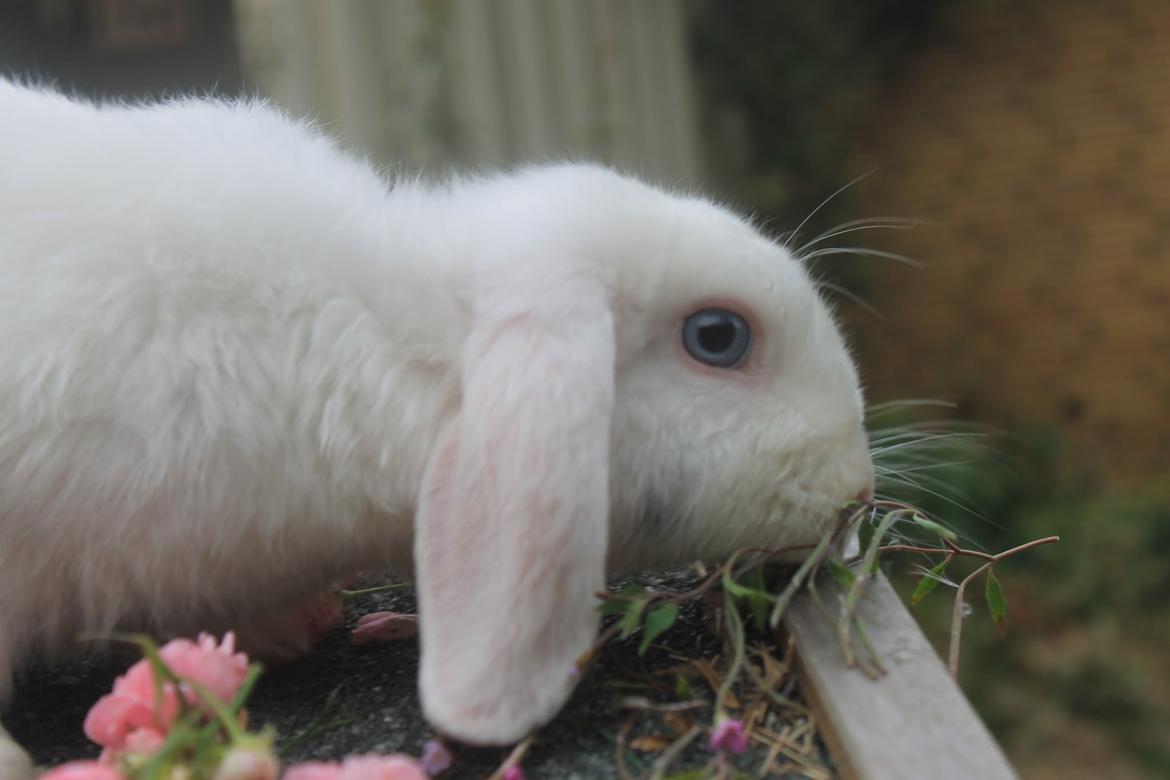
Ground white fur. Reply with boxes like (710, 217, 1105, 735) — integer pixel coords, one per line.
(0, 81, 872, 765)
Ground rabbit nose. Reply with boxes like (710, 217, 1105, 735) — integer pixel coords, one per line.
(855, 485, 874, 503)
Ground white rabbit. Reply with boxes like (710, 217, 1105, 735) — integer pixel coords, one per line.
(0, 80, 873, 774)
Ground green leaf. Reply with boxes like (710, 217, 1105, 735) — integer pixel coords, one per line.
(723, 567, 776, 631)
(638, 603, 679, 655)
(229, 663, 264, 714)
(618, 600, 647, 639)
(674, 672, 693, 699)
(826, 560, 856, 590)
(721, 571, 757, 599)
(985, 569, 1008, 636)
(858, 517, 876, 555)
(662, 769, 713, 780)
(745, 566, 772, 629)
(599, 584, 646, 615)
(910, 560, 949, 608)
(912, 514, 958, 541)
(745, 564, 768, 593)
(722, 568, 776, 601)
(598, 597, 630, 616)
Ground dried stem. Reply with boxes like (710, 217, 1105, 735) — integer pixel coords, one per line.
(949, 560, 993, 677)
(836, 509, 903, 670)
(487, 733, 536, 780)
(945, 535, 1060, 676)
(715, 590, 748, 714)
(646, 725, 703, 780)
(614, 718, 636, 780)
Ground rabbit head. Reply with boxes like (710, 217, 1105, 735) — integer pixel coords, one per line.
(414, 164, 872, 745)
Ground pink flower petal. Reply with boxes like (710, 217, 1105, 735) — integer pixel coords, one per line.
(282, 762, 342, 780)
(83, 693, 160, 749)
(84, 632, 252, 754)
(708, 717, 749, 754)
(162, 632, 251, 705)
(106, 661, 182, 728)
(350, 612, 418, 645)
(503, 767, 525, 780)
(122, 727, 166, 757)
(339, 754, 428, 780)
(40, 761, 124, 780)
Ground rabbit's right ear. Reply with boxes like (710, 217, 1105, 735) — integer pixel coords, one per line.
(414, 263, 614, 744)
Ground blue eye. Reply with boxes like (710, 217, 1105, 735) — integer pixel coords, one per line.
(682, 308, 752, 368)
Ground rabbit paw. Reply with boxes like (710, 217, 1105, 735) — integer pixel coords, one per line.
(0, 727, 33, 780)
(231, 589, 343, 664)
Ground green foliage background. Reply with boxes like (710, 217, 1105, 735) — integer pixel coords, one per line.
(687, 0, 965, 235)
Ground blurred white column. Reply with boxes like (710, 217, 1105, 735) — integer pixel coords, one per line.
(232, 0, 703, 184)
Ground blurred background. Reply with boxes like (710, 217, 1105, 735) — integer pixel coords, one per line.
(2, 1, 1168, 777)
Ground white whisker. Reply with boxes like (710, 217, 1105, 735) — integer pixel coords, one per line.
(815, 280, 887, 321)
(796, 221, 919, 256)
(784, 170, 875, 248)
(867, 399, 957, 415)
(802, 246, 924, 268)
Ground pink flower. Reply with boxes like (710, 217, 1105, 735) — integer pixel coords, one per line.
(503, 767, 525, 780)
(282, 762, 342, 780)
(339, 755, 428, 780)
(708, 717, 749, 754)
(97, 727, 168, 764)
(419, 740, 452, 775)
(282, 756, 425, 780)
(85, 690, 161, 752)
(41, 761, 125, 780)
(123, 727, 167, 755)
(163, 632, 251, 705)
(84, 632, 251, 750)
(214, 746, 280, 780)
(350, 612, 418, 645)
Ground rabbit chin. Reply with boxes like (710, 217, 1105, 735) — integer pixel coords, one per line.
(604, 490, 846, 573)
(607, 439, 872, 571)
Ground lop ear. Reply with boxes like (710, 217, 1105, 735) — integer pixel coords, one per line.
(415, 267, 614, 744)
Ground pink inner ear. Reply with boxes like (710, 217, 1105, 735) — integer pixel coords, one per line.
(414, 275, 614, 745)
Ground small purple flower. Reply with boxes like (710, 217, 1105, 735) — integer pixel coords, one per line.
(420, 739, 453, 775)
(503, 766, 525, 780)
(709, 717, 749, 754)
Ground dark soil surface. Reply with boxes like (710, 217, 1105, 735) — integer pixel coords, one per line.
(9, 570, 831, 778)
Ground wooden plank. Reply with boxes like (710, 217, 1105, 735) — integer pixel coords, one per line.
(783, 572, 1018, 780)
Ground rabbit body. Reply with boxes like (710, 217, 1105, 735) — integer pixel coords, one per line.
(0, 82, 453, 676)
(0, 81, 873, 769)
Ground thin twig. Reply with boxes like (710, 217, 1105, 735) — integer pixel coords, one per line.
(614, 719, 636, 780)
(488, 733, 536, 780)
(769, 522, 846, 627)
(850, 615, 885, 679)
(646, 725, 703, 780)
(837, 510, 903, 668)
(617, 697, 709, 713)
(946, 535, 1060, 676)
(879, 544, 996, 562)
(716, 592, 748, 714)
(742, 651, 809, 714)
(949, 561, 992, 677)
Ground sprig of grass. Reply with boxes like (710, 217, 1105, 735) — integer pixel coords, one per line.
(583, 498, 1057, 779)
